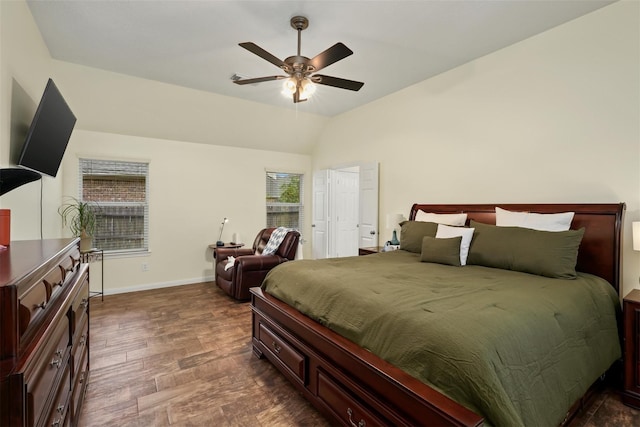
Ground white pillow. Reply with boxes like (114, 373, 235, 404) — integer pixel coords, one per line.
(495, 207, 574, 232)
(436, 224, 474, 266)
(415, 211, 467, 226)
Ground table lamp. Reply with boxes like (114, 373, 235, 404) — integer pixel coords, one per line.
(216, 217, 228, 246)
(390, 213, 405, 245)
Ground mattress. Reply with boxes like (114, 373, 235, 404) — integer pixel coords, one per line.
(262, 250, 621, 427)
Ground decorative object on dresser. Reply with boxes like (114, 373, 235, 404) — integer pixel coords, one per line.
(0, 209, 10, 246)
(0, 238, 90, 427)
(58, 197, 98, 252)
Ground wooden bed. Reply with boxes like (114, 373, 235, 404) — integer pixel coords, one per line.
(250, 203, 625, 426)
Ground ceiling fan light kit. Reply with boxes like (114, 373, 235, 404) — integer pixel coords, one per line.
(234, 16, 364, 103)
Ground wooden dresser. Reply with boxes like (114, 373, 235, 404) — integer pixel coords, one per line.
(0, 239, 90, 427)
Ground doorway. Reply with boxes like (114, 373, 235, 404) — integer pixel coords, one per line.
(312, 162, 379, 259)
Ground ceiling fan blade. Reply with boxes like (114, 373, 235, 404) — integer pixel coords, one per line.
(314, 75, 364, 91)
(309, 43, 353, 72)
(233, 75, 287, 85)
(239, 42, 289, 70)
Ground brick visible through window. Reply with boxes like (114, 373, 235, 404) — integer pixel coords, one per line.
(80, 159, 149, 253)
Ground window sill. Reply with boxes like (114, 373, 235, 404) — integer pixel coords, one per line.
(103, 250, 151, 259)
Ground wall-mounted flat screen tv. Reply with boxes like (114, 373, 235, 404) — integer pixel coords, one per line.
(18, 79, 76, 177)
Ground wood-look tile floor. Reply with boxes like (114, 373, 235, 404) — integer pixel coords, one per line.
(79, 282, 640, 426)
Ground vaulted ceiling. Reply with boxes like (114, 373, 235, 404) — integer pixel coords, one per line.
(27, 0, 614, 117)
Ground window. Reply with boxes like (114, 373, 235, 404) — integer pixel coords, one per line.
(79, 159, 149, 254)
(266, 172, 303, 230)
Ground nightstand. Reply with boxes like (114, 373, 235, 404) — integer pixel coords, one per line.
(623, 289, 640, 409)
(359, 246, 383, 256)
(209, 243, 244, 259)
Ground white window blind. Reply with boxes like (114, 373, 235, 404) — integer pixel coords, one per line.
(266, 172, 304, 231)
(79, 159, 149, 253)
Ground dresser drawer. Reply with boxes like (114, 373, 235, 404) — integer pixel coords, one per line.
(45, 363, 71, 427)
(59, 254, 77, 280)
(25, 316, 70, 426)
(69, 275, 89, 339)
(258, 322, 306, 384)
(44, 265, 65, 300)
(317, 369, 388, 427)
(70, 341, 89, 426)
(18, 282, 49, 337)
(72, 318, 88, 380)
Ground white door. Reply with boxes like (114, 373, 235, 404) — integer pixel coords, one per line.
(312, 170, 329, 259)
(333, 170, 359, 257)
(359, 162, 379, 248)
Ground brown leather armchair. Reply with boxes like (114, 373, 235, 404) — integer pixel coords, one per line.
(214, 228, 301, 301)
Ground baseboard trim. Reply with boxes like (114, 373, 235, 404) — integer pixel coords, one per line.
(94, 275, 215, 296)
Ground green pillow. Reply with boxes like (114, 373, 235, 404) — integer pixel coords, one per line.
(467, 220, 585, 279)
(420, 236, 462, 267)
(400, 221, 438, 253)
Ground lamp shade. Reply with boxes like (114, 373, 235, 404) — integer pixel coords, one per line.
(393, 213, 405, 229)
(633, 221, 640, 251)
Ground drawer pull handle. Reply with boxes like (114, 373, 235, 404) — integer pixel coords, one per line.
(80, 298, 89, 309)
(52, 419, 61, 427)
(35, 301, 46, 310)
(272, 341, 282, 354)
(50, 351, 63, 368)
(80, 334, 87, 346)
(57, 404, 64, 414)
(347, 408, 366, 427)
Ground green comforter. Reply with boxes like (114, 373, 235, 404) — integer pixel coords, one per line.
(262, 250, 621, 427)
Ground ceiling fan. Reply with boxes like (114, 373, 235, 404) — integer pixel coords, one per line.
(233, 16, 364, 103)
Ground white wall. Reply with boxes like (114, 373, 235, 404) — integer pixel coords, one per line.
(314, 1, 640, 297)
(0, 0, 63, 238)
(61, 130, 311, 294)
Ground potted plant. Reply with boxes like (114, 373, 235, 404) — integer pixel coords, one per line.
(58, 197, 98, 252)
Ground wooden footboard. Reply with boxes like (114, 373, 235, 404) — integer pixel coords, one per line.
(250, 287, 484, 427)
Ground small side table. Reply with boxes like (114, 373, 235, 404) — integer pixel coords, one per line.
(81, 248, 104, 301)
(623, 289, 640, 409)
(209, 243, 244, 258)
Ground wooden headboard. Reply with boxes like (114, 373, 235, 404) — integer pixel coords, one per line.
(410, 203, 625, 294)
